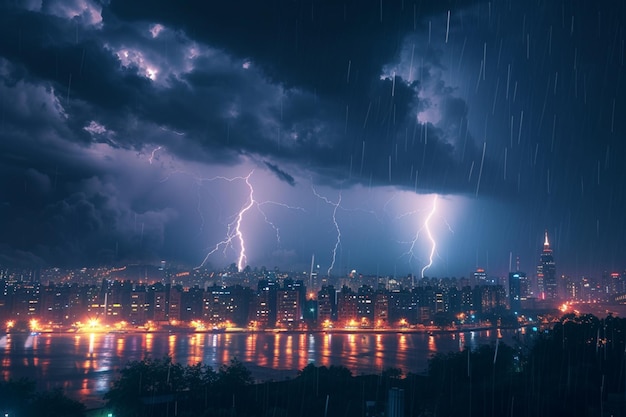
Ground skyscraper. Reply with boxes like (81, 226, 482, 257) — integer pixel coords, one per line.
(472, 268, 487, 286)
(509, 268, 528, 313)
(537, 231, 557, 300)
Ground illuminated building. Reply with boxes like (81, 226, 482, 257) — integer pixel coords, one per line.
(472, 268, 487, 286)
(303, 297, 318, 325)
(446, 286, 460, 313)
(460, 286, 474, 312)
(418, 305, 430, 323)
(276, 287, 300, 328)
(0, 279, 9, 320)
(107, 280, 131, 319)
(11, 283, 40, 318)
(204, 285, 234, 325)
(180, 285, 204, 321)
(150, 283, 168, 322)
(434, 290, 445, 313)
(374, 290, 389, 327)
(84, 284, 102, 317)
(602, 271, 626, 301)
(228, 285, 252, 326)
(387, 290, 415, 324)
(565, 279, 581, 301)
(128, 286, 147, 324)
(308, 255, 320, 292)
(316, 285, 336, 323)
(478, 285, 507, 314)
(537, 231, 557, 300)
(336, 286, 358, 326)
(356, 285, 375, 325)
(168, 286, 182, 321)
(248, 279, 277, 328)
(40, 282, 67, 323)
(508, 270, 528, 312)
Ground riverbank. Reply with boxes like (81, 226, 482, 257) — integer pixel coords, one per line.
(7, 321, 542, 337)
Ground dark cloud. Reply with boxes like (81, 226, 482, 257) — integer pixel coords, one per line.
(0, 0, 485, 196)
(264, 161, 296, 186)
(0, 0, 624, 277)
(108, 0, 476, 93)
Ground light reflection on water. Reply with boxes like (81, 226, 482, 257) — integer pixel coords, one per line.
(0, 329, 521, 409)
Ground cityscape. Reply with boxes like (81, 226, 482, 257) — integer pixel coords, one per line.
(2, 231, 624, 334)
(1, 0, 626, 415)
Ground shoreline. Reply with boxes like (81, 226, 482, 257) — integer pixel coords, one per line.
(7, 322, 541, 336)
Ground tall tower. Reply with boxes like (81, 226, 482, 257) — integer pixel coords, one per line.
(537, 231, 557, 300)
(509, 257, 528, 312)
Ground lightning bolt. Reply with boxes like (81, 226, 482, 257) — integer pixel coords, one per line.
(420, 195, 438, 278)
(141, 148, 306, 271)
(148, 146, 162, 164)
(398, 194, 449, 279)
(196, 172, 255, 271)
(159, 126, 185, 136)
(195, 172, 307, 271)
(234, 173, 256, 271)
(258, 201, 307, 245)
(312, 187, 342, 277)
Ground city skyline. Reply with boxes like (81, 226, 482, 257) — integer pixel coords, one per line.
(0, 1, 625, 279)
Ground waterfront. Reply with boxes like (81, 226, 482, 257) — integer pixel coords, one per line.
(0, 328, 529, 409)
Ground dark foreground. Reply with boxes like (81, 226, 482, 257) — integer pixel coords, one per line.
(2, 313, 626, 417)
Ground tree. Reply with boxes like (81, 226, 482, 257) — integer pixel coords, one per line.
(181, 362, 217, 413)
(29, 388, 86, 417)
(216, 357, 254, 388)
(104, 356, 186, 417)
(381, 367, 403, 380)
(0, 378, 36, 416)
(0, 380, 85, 417)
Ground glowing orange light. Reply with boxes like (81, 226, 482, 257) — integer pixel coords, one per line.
(29, 319, 39, 331)
(190, 320, 205, 331)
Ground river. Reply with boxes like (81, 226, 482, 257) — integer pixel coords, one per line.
(0, 328, 532, 409)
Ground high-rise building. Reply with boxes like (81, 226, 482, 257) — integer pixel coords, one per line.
(472, 268, 487, 286)
(337, 286, 358, 327)
(317, 285, 336, 324)
(508, 271, 528, 312)
(537, 231, 557, 300)
(276, 285, 301, 328)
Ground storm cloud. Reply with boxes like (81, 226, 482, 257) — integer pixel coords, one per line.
(0, 1, 624, 278)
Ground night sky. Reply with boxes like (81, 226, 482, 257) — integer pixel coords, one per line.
(0, 0, 625, 280)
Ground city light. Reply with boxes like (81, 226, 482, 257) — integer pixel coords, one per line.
(29, 319, 39, 332)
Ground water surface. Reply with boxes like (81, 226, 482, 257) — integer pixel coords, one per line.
(0, 329, 522, 409)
